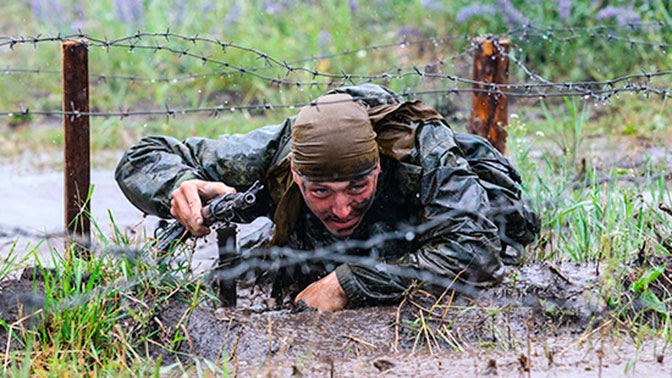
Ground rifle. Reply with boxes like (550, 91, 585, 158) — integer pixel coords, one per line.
(153, 180, 264, 306)
(153, 181, 263, 253)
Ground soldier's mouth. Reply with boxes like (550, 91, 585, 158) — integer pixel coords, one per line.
(328, 217, 358, 229)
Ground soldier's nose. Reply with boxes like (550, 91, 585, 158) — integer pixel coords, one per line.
(332, 195, 352, 219)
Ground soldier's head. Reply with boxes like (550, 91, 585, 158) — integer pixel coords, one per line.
(290, 93, 380, 237)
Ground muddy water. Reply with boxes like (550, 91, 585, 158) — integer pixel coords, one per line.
(2, 270, 668, 377)
(141, 261, 667, 377)
(155, 299, 670, 377)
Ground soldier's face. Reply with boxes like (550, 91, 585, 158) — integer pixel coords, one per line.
(292, 162, 380, 237)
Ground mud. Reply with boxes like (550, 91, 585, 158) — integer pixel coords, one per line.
(2, 260, 669, 376)
(250, 335, 670, 377)
(150, 300, 671, 377)
(530, 131, 672, 186)
(154, 302, 397, 363)
(144, 260, 671, 376)
(146, 260, 668, 376)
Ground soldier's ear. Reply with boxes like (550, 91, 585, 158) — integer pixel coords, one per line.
(372, 160, 381, 176)
(290, 164, 302, 185)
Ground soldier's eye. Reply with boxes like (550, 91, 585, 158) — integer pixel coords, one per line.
(311, 188, 329, 197)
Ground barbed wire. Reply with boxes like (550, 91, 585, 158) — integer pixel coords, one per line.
(0, 27, 670, 98)
(0, 44, 477, 85)
(78, 40, 473, 87)
(0, 218, 546, 317)
(0, 224, 67, 240)
(0, 83, 672, 119)
(0, 206, 601, 291)
(517, 30, 672, 50)
(1, 191, 669, 295)
(0, 78, 670, 120)
(0, 30, 474, 66)
(1, 61, 669, 102)
(1, 24, 670, 86)
(2, 20, 668, 56)
(509, 23, 672, 51)
(76, 41, 672, 92)
(52, 38, 672, 86)
(521, 21, 672, 35)
(2, 53, 669, 100)
(0, 210, 484, 289)
(488, 36, 672, 100)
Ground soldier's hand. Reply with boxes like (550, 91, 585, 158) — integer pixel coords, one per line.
(170, 179, 236, 236)
(294, 271, 348, 312)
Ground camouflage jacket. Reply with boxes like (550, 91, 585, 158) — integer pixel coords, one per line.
(115, 84, 540, 307)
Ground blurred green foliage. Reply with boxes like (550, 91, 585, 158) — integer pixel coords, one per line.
(0, 0, 670, 154)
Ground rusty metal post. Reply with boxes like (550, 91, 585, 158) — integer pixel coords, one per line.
(62, 40, 90, 250)
(469, 36, 509, 154)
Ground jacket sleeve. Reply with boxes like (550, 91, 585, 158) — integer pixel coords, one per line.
(454, 132, 541, 256)
(335, 121, 505, 306)
(114, 121, 289, 218)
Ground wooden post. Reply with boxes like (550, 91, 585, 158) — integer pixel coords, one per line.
(469, 36, 509, 154)
(62, 40, 91, 252)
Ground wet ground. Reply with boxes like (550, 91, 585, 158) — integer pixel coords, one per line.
(1, 133, 672, 376)
(1, 262, 669, 376)
(0, 160, 222, 278)
(0, 161, 150, 258)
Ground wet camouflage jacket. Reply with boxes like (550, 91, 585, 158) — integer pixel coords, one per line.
(115, 84, 540, 307)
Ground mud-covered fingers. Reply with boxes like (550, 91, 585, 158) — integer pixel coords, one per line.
(169, 189, 191, 228)
(184, 184, 211, 236)
(171, 185, 209, 236)
(294, 272, 347, 312)
(200, 181, 237, 201)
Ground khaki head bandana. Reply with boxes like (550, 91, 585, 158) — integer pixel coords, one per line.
(266, 95, 443, 246)
(291, 93, 378, 182)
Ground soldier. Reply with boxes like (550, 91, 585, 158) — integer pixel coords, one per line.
(115, 84, 539, 311)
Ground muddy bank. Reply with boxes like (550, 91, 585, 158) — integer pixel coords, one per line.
(151, 301, 670, 377)
(0, 260, 669, 376)
(136, 260, 670, 376)
(247, 334, 669, 377)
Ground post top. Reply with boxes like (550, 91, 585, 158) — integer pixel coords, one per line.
(472, 36, 511, 46)
(61, 38, 88, 47)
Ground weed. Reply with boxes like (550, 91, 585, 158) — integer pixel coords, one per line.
(0, 213, 219, 376)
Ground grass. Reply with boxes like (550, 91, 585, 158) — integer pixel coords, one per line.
(1, 0, 672, 164)
(0, 211, 227, 376)
(1, 0, 672, 375)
